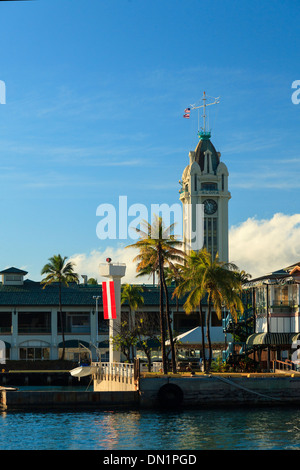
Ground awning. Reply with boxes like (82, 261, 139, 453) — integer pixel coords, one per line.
(246, 332, 294, 347)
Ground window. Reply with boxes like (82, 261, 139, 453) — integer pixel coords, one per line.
(290, 285, 298, 305)
(61, 347, 90, 362)
(101, 350, 109, 362)
(212, 218, 218, 259)
(274, 286, 289, 305)
(201, 182, 217, 191)
(0, 312, 12, 333)
(59, 312, 90, 334)
(19, 347, 50, 360)
(18, 312, 51, 334)
(255, 286, 267, 317)
(204, 218, 218, 259)
(98, 315, 109, 333)
(6, 275, 22, 281)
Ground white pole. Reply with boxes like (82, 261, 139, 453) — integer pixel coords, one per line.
(99, 261, 126, 364)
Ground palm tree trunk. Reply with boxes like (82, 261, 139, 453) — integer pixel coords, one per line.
(158, 248, 167, 374)
(206, 298, 212, 372)
(162, 273, 176, 373)
(59, 282, 65, 360)
(199, 301, 206, 372)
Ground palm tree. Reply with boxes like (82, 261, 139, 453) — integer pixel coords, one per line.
(175, 249, 244, 372)
(41, 254, 79, 360)
(126, 215, 185, 374)
(121, 284, 144, 362)
(197, 250, 244, 371)
(173, 250, 208, 371)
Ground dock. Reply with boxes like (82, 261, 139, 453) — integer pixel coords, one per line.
(2, 369, 300, 410)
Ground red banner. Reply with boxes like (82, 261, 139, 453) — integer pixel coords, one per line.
(102, 280, 117, 320)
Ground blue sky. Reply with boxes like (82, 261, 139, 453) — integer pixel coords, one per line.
(0, 0, 300, 280)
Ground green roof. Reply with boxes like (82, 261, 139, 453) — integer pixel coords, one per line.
(0, 280, 188, 307)
(0, 267, 28, 275)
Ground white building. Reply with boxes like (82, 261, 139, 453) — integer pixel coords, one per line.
(179, 129, 230, 262)
(244, 262, 300, 338)
(0, 266, 227, 362)
(241, 262, 300, 369)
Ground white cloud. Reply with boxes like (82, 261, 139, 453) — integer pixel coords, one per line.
(229, 213, 300, 278)
(68, 213, 300, 285)
(69, 245, 152, 285)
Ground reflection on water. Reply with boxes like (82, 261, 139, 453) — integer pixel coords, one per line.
(17, 386, 89, 391)
(1, 407, 300, 450)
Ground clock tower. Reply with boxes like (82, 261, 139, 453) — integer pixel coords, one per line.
(179, 129, 231, 263)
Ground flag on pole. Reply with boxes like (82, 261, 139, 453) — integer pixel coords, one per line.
(102, 280, 117, 320)
(183, 107, 190, 118)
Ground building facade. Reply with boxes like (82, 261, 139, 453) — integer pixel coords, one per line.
(0, 267, 226, 362)
(243, 262, 300, 367)
(0, 120, 232, 363)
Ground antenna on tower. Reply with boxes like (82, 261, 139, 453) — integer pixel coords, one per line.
(184, 92, 220, 140)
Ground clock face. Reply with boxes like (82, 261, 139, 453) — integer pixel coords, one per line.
(203, 199, 218, 215)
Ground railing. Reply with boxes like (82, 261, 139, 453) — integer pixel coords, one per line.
(222, 313, 233, 331)
(0, 327, 12, 333)
(18, 327, 51, 334)
(93, 362, 135, 385)
(273, 359, 297, 372)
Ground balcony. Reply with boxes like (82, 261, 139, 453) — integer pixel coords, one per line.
(18, 326, 51, 335)
(200, 189, 219, 195)
(18, 326, 51, 334)
(0, 326, 12, 334)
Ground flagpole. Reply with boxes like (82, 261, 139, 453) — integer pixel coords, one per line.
(183, 92, 220, 139)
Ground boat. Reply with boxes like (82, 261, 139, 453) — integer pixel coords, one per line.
(70, 364, 97, 378)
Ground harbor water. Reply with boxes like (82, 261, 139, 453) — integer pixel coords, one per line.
(1, 405, 300, 450)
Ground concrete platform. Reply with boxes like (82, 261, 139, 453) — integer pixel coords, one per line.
(3, 372, 300, 411)
(4, 390, 139, 410)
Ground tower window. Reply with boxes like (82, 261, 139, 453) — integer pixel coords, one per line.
(201, 183, 217, 191)
(204, 217, 218, 259)
(194, 175, 197, 191)
(222, 174, 224, 191)
(213, 218, 218, 259)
